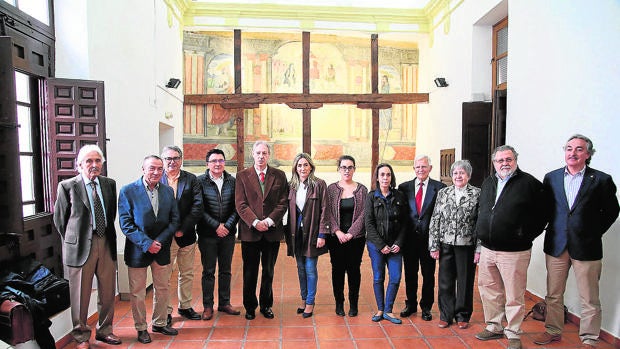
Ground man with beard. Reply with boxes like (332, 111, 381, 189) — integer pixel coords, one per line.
(474, 145, 546, 349)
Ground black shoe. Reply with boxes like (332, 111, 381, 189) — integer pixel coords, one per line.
(167, 314, 172, 326)
(400, 302, 416, 317)
(178, 307, 202, 320)
(245, 310, 256, 320)
(296, 307, 305, 314)
(260, 307, 275, 319)
(348, 307, 358, 317)
(137, 330, 151, 344)
(421, 310, 432, 321)
(152, 325, 178, 336)
(335, 302, 345, 316)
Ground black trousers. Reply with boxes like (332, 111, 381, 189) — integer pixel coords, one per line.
(402, 233, 436, 311)
(437, 243, 476, 323)
(326, 235, 366, 306)
(241, 238, 280, 311)
(198, 234, 236, 308)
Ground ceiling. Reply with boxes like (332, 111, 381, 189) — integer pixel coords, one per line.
(169, 0, 455, 37)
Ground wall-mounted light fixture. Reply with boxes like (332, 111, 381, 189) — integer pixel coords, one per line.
(434, 77, 449, 87)
(165, 78, 181, 89)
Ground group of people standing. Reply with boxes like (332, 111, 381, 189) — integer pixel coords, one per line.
(53, 134, 618, 349)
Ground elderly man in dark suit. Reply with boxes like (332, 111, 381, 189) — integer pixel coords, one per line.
(118, 155, 180, 344)
(160, 145, 203, 324)
(534, 135, 619, 348)
(235, 141, 288, 320)
(54, 144, 121, 348)
(398, 155, 446, 321)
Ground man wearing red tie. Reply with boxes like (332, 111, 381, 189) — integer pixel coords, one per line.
(235, 141, 288, 320)
(398, 155, 446, 321)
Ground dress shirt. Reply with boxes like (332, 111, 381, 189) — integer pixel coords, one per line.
(82, 173, 106, 229)
(564, 166, 585, 209)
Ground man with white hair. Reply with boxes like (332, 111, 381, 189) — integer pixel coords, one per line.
(54, 144, 121, 348)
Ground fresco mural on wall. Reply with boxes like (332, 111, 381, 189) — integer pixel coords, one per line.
(182, 31, 418, 170)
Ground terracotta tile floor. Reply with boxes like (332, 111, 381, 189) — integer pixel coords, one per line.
(61, 243, 615, 349)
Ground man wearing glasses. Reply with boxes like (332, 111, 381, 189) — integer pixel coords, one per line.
(474, 145, 546, 349)
(160, 145, 204, 324)
(196, 148, 241, 320)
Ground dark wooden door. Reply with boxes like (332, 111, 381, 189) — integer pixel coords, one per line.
(0, 37, 24, 261)
(462, 102, 492, 187)
(46, 78, 107, 205)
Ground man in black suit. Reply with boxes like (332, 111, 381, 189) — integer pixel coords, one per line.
(398, 155, 446, 321)
(160, 145, 203, 324)
(235, 141, 288, 320)
(54, 145, 121, 348)
(534, 135, 619, 348)
(119, 155, 180, 344)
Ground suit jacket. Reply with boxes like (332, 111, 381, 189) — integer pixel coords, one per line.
(543, 166, 619, 260)
(429, 184, 481, 252)
(54, 174, 118, 267)
(235, 165, 288, 242)
(160, 170, 203, 247)
(286, 178, 329, 257)
(118, 178, 180, 268)
(398, 178, 446, 239)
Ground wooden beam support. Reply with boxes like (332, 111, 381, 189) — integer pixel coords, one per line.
(185, 93, 429, 106)
(234, 29, 244, 173)
(371, 34, 379, 185)
(302, 32, 311, 155)
(286, 103, 323, 109)
(357, 102, 392, 110)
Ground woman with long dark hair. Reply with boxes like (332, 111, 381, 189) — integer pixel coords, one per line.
(365, 163, 409, 324)
(326, 155, 368, 317)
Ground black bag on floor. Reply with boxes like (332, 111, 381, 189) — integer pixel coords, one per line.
(1, 258, 70, 317)
(524, 301, 569, 323)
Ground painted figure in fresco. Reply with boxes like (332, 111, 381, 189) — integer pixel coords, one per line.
(283, 63, 296, 87)
(380, 75, 393, 130)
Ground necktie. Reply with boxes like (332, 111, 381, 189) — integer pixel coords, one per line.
(415, 182, 424, 214)
(90, 182, 106, 237)
(259, 172, 265, 193)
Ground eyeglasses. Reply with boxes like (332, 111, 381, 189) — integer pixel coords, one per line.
(207, 159, 226, 164)
(339, 166, 355, 171)
(164, 156, 182, 162)
(494, 158, 514, 164)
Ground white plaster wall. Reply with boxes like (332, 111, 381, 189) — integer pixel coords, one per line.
(419, 0, 620, 338)
(508, 0, 620, 336)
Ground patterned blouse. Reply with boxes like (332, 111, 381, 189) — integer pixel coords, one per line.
(429, 184, 481, 252)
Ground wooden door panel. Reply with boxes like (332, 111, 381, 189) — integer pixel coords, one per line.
(46, 78, 107, 204)
(462, 102, 492, 187)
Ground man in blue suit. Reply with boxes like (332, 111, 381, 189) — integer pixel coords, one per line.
(119, 155, 180, 344)
(534, 135, 619, 348)
(398, 155, 446, 321)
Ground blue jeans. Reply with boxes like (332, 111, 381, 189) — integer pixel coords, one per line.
(367, 242, 402, 313)
(296, 255, 318, 305)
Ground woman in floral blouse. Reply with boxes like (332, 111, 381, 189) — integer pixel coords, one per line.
(429, 160, 481, 329)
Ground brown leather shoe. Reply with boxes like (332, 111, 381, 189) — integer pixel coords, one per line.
(95, 333, 122, 345)
(457, 322, 469, 329)
(533, 332, 561, 345)
(218, 304, 241, 315)
(76, 342, 90, 349)
(202, 307, 214, 320)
